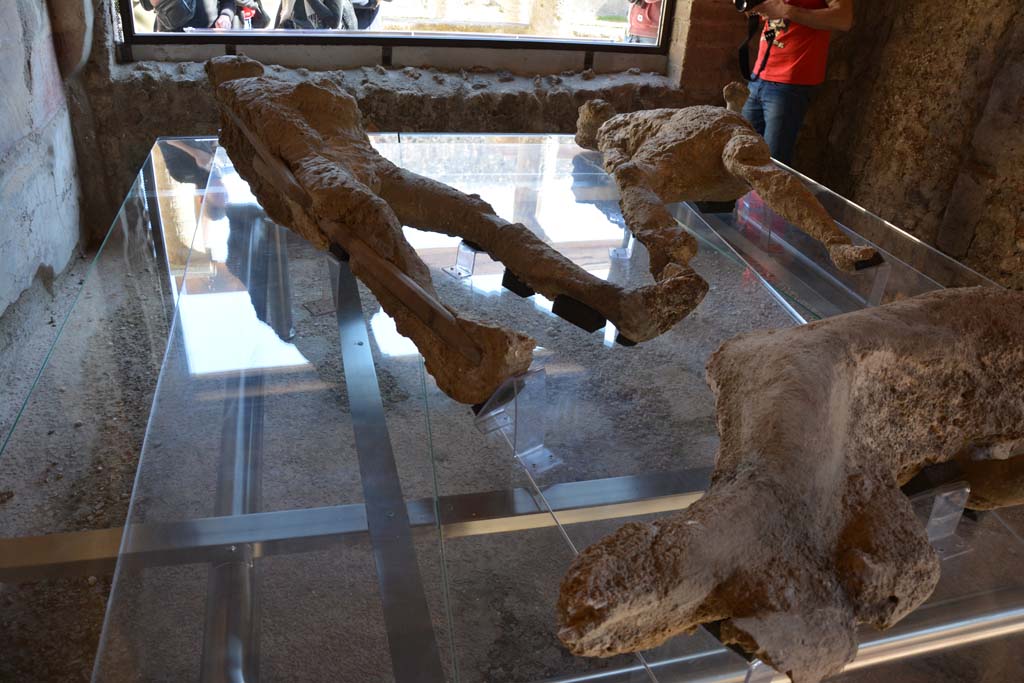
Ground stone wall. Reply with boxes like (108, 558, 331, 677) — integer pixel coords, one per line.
(0, 1, 80, 316)
(668, 0, 748, 101)
(796, 0, 1023, 289)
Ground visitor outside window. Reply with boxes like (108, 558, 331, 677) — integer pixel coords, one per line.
(626, 0, 661, 45)
(233, 0, 272, 29)
(739, 0, 854, 165)
(139, 0, 237, 31)
(352, 0, 388, 29)
(276, 0, 356, 29)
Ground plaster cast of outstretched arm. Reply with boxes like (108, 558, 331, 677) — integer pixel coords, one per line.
(721, 134, 877, 271)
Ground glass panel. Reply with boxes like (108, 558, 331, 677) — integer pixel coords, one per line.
(693, 162, 997, 322)
(126, 0, 665, 45)
(0, 139, 207, 538)
(833, 509, 1024, 682)
(392, 135, 1021, 682)
(36, 133, 1017, 683)
(94, 146, 399, 680)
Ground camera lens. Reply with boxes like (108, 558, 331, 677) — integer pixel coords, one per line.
(734, 0, 749, 9)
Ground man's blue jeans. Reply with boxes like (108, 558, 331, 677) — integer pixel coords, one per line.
(741, 79, 817, 166)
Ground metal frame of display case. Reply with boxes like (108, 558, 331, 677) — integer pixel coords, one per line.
(1, 135, 1022, 683)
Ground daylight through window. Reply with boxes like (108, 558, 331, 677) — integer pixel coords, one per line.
(126, 0, 668, 47)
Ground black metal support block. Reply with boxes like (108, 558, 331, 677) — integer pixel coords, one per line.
(694, 200, 738, 214)
(502, 269, 536, 298)
(855, 253, 886, 270)
(614, 333, 637, 347)
(552, 295, 606, 333)
(330, 244, 350, 262)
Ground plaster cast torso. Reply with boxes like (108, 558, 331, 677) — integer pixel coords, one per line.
(559, 286, 1024, 683)
(598, 107, 753, 202)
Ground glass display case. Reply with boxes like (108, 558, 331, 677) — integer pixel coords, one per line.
(1, 135, 1021, 683)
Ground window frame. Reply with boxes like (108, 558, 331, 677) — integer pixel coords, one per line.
(114, 0, 678, 62)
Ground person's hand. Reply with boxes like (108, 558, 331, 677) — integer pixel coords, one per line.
(753, 0, 791, 20)
(214, 14, 232, 28)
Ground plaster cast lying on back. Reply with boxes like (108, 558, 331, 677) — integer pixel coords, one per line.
(206, 56, 707, 404)
(558, 286, 1024, 683)
(574, 94, 877, 290)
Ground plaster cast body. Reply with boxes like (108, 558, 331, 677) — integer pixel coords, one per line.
(207, 56, 706, 404)
(558, 287, 1024, 682)
(575, 98, 877, 279)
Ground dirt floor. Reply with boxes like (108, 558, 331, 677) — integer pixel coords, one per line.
(0, 259, 140, 683)
(0, 179, 174, 681)
(0, 256, 113, 683)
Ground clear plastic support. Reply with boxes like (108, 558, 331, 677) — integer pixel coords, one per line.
(443, 239, 480, 279)
(853, 259, 893, 307)
(473, 369, 561, 474)
(913, 482, 972, 561)
(744, 659, 777, 683)
(610, 229, 636, 260)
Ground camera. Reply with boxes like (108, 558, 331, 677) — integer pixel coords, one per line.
(734, 0, 767, 11)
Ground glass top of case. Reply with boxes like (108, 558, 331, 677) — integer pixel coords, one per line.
(2, 134, 1019, 683)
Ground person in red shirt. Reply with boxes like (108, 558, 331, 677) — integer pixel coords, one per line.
(626, 0, 663, 45)
(740, 0, 854, 164)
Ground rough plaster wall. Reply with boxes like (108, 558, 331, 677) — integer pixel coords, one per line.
(668, 0, 747, 100)
(0, 0, 81, 316)
(796, 0, 1023, 289)
(72, 9, 691, 245)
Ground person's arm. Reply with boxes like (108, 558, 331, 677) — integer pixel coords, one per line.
(752, 0, 854, 32)
(308, 0, 342, 27)
(213, 0, 235, 27)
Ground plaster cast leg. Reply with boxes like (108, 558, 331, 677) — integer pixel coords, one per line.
(379, 168, 708, 340)
(721, 135, 877, 271)
(607, 162, 710, 329)
(609, 161, 701, 278)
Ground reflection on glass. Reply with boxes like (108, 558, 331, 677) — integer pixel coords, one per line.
(178, 291, 309, 375)
(150, 138, 219, 294)
(174, 147, 308, 375)
(369, 308, 420, 357)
